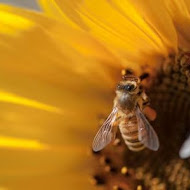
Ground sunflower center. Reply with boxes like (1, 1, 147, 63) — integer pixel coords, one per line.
(90, 50, 190, 190)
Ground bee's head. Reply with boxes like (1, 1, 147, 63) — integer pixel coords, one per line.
(116, 75, 141, 94)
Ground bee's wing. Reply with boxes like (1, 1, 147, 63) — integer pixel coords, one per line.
(92, 107, 118, 152)
(179, 134, 190, 159)
(136, 106, 159, 151)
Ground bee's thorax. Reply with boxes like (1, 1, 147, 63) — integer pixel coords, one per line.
(114, 92, 139, 112)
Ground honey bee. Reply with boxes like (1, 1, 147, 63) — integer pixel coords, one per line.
(92, 74, 159, 152)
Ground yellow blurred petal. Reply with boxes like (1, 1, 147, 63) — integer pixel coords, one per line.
(39, 0, 168, 66)
(165, 0, 190, 50)
(0, 4, 121, 86)
(0, 90, 62, 114)
(0, 4, 119, 190)
(0, 9, 34, 36)
(185, 0, 190, 13)
(0, 136, 48, 150)
(1, 173, 99, 190)
(39, 0, 79, 29)
(127, 0, 177, 53)
(0, 146, 96, 190)
(0, 5, 117, 146)
(166, 0, 190, 17)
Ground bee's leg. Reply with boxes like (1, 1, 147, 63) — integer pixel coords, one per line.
(142, 98, 150, 107)
(111, 117, 121, 141)
(112, 124, 118, 140)
(140, 72, 149, 81)
(114, 116, 121, 126)
(141, 91, 150, 105)
(113, 116, 121, 136)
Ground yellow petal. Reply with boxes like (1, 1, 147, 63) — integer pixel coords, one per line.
(0, 136, 48, 150)
(39, 0, 79, 29)
(185, 0, 190, 13)
(164, 0, 190, 50)
(0, 90, 62, 114)
(0, 4, 122, 85)
(0, 9, 34, 36)
(0, 5, 118, 189)
(1, 173, 98, 190)
(0, 147, 96, 190)
(0, 4, 118, 141)
(39, 0, 168, 66)
(127, 0, 177, 53)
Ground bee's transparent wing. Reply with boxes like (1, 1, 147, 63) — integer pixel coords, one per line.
(92, 107, 118, 152)
(136, 106, 159, 151)
(179, 134, 190, 159)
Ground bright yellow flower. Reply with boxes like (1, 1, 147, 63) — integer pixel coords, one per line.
(0, 1, 190, 190)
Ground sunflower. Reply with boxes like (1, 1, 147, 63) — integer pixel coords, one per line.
(0, 1, 190, 190)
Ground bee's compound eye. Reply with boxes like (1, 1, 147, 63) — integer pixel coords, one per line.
(124, 84, 135, 91)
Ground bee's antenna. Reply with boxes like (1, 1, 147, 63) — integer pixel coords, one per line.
(140, 73, 149, 81)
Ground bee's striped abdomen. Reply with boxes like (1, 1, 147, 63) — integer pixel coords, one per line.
(119, 113, 144, 151)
